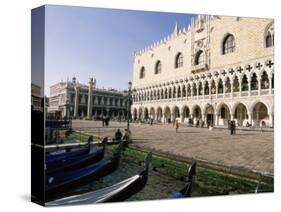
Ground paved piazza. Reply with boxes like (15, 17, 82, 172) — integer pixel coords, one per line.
(72, 120, 273, 176)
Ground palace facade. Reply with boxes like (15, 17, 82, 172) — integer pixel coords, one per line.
(47, 77, 128, 119)
(131, 15, 274, 127)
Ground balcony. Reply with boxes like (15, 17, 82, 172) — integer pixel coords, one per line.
(261, 89, 269, 96)
(241, 91, 249, 97)
(233, 92, 239, 97)
(191, 63, 208, 74)
(217, 94, 223, 98)
(225, 93, 231, 98)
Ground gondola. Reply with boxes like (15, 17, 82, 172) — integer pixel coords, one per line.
(46, 141, 124, 200)
(46, 143, 106, 174)
(170, 161, 197, 198)
(46, 120, 70, 128)
(46, 137, 107, 163)
(46, 147, 90, 164)
(46, 152, 152, 206)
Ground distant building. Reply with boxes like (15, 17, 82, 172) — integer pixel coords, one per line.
(31, 83, 43, 111)
(131, 15, 274, 127)
(47, 77, 128, 119)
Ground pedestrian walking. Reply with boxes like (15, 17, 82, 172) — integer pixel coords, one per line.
(175, 120, 179, 133)
(230, 121, 234, 135)
(150, 118, 153, 125)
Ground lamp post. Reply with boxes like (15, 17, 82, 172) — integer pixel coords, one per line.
(127, 81, 132, 130)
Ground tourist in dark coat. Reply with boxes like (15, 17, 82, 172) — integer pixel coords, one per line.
(114, 129, 122, 141)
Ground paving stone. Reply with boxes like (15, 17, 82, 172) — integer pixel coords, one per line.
(72, 120, 273, 176)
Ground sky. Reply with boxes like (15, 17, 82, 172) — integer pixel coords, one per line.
(44, 5, 195, 95)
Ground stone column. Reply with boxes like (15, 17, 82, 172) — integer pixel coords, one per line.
(161, 112, 165, 123)
(223, 79, 226, 98)
(215, 113, 219, 126)
(196, 83, 199, 99)
(230, 80, 234, 99)
(74, 86, 80, 118)
(180, 112, 184, 123)
(202, 84, 205, 98)
(248, 112, 253, 126)
(230, 113, 234, 120)
(258, 76, 261, 96)
(87, 78, 95, 120)
(248, 77, 251, 97)
(239, 78, 242, 97)
(269, 75, 272, 95)
(269, 112, 274, 128)
(202, 114, 206, 126)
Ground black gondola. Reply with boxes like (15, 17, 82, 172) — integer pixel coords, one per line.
(170, 161, 197, 198)
(46, 141, 124, 200)
(46, 137, 107, 164)
(46, 152, 152, 206)
(46, 120, 70, 128)
(46, 143, 106, 174)
(46, 147, 89, 164)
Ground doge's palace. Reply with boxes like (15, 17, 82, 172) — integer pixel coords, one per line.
(131, 15, 274, 127)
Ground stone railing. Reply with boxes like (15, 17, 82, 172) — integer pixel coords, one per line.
(133, 88, 273, 105)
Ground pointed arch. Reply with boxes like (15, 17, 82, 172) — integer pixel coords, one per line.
(175, 52, 183, 68)
(155, 60, 162, 74)
(264, 21, 274, 48)
(194, 50, 205, 65)
(139, 66, 145, 79)
(222, 33, 235, 54)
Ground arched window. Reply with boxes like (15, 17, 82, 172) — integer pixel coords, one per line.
(139, 67, 145, 79)
(261, 71, 269, 89)
(175, 52, 183, 68)
(265, 32, 273, 48)
(222, 34, 235, 54)
(251, 73, 258, 90)
(265, 22, 274, 48)
(218, 79, 223, 94)
(194, 50, 205, 65)
(241, 75, 249, 91)
(155, 60, 161, 74)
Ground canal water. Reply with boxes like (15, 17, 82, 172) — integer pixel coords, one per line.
(53, 145, 214, 203)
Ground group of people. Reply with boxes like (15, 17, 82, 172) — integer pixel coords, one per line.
(114, 128, 132, 143)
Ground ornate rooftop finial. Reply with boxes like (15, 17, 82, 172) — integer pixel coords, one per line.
(174, 22, 179, 35)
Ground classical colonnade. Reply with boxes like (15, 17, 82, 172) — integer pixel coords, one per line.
(131, 59, 274, 127)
